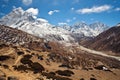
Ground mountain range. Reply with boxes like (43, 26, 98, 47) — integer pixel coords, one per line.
(0, 7, 120, 80)
(0, 7, 109, 43)
(0, 24, 120, 80)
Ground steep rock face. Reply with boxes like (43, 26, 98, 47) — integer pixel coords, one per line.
(83, 24, 120, 53)
(0, 25, 43, 45)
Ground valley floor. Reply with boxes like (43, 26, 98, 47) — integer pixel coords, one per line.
(79, 46, 120, 61)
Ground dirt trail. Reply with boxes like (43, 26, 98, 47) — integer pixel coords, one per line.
(79, 46, 120, 61)
(14, 56, 22, 65)
(4, 48, 14, 55)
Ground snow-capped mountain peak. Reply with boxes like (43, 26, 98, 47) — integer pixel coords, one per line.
(0, 7, 37, 27)
(60, 22, 109, 37)
(0, 7, 75, 43)
(89, 22, 109, 29)
(0, 7, 109, 44)
(0, 7, 51, 27)
(72, 22, 88, 29)
(89, 22, 109, 36)
(12, 7, 24, 15)
(116, 23, 120, 27)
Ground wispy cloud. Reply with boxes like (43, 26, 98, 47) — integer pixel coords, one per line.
(52, 0, 66, 6)
(58, 22, 68, 26)
(73, 17, 76, 20)
(90, 18, 94, 21)
(0, 12, 5, 16)
(72, 0, 80, 4)
(115, 8, 120, 11)
(48, 10, 60, 15)
(2, 4, 6, 8)
(71, 7, 75, 11)
(66, 17, 76, 22)
(76, 5, 111, 14)
(22, 0, 32, 6)
(58, 17, 76, 25)
(4, 0, 9, 2)
(52, 0, 58, 5)
(26, 8, 39, 16)
(12, 6, 16, 9)
(37, 18, 48, 23)
(66, 19, 71, 23)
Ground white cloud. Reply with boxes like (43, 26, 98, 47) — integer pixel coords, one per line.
(58, 22, 68, 26)
(12, 6, 16, 9)
(37, 18, 48, 23)
(66, 19, 71, 23)
(48, 10, 60, 15)
(58, 17, 76, 26)
(76, 5, 111, 14)
(71, 7, 75, 11)
(22, 0, 32, 6)
(73, 17, 76, 20)
(115, 8, 120, 11)
(26, 8, 39, 16)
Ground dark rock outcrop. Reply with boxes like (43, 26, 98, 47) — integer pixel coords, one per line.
(0, 25, 43, 45)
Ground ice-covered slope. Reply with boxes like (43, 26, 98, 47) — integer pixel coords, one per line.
(0, 7, 74, 43)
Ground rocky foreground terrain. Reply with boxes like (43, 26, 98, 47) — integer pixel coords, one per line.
(0, 25, 120, 80)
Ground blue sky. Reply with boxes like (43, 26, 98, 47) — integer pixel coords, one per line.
(0, 0, 120, 26)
